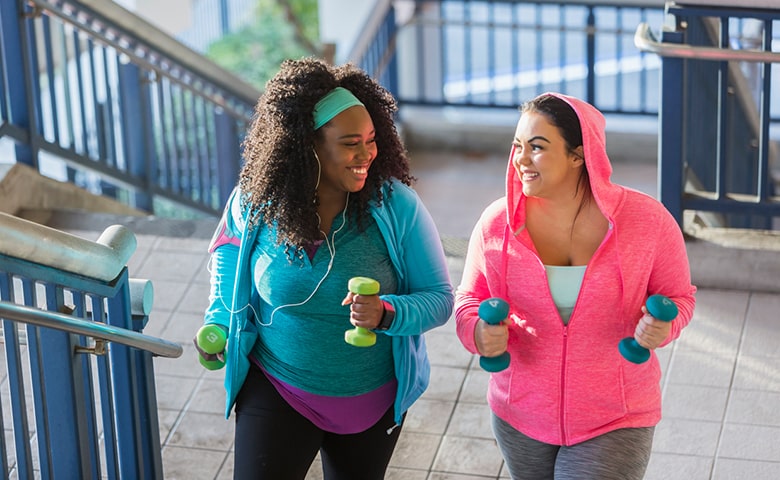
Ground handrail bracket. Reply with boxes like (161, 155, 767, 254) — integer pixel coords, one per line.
(75, 339, 107, 356)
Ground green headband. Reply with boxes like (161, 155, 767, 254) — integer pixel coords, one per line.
(313, 87, 364, 130)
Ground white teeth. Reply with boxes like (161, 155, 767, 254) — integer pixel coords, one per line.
(352, 167, 367, 174)
(522, 172, 538, 181)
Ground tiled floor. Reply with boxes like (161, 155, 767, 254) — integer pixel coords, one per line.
(66, 150, 779, 479)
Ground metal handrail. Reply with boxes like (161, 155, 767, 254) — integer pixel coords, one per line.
(0, 301, 182, 358)
(634, 22, 780, 62)
(0, 212, 135, 283)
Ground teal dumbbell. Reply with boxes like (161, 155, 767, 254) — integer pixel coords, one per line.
(478, 298, 511, 372)
(195, 324, 227, 370)
(344, 277, 379, 347)
(618, 294, 678, 364)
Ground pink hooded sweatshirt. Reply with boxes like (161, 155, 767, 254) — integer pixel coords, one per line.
(455, 93, 696, 446)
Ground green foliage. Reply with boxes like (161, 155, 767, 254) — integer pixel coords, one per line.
(205, 0, 320, 90)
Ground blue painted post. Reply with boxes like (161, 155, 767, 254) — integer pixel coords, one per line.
(33, 284, 92, 478)
(586, 8, 596, 106)
(132, 299, 164, 479)
(0, 0, 35, 166)
(0, 272, 34, 479)
(118, 62, 153, 212)
(658, 29, 685, 226)
(214, 111, 241, 208)
(105, 273, 143, 480)
(385, 7, 399, 97)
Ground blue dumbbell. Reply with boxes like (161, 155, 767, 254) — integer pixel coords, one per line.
(478, 298, 511, 372)
(618, 294, 678, 364)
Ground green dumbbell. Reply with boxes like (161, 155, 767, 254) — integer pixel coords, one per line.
(195, 324, 227, 370)
(618, 294, 678, 364)
(478, 298, 511, 372)
(344, 277, 380, 347)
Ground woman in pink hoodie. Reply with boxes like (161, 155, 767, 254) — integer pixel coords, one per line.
(455, 93, 696, 479)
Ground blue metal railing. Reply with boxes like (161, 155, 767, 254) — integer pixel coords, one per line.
(0, 213, 182, 479)
(0, 0, 258, 217)
(353, 0, 779, 230)
(641, 3, 780, 229)
(357, 0, 665, 116)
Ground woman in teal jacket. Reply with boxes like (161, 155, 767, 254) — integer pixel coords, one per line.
(198, 58, 453, 480)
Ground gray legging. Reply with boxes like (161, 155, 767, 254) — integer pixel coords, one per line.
(492, 413, 654, 480)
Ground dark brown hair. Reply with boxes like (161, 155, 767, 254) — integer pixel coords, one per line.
(522, 94, 592, 232)
(238, 57, 414, 257)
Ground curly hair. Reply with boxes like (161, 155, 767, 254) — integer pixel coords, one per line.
(238, 57, 414, 256)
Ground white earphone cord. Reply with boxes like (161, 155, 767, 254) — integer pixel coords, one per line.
(211, 149, 348, 327)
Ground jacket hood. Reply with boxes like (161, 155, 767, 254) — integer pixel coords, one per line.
(506, 92, 623, 230)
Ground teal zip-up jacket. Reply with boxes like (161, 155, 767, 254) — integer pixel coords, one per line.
(204, 180, 454, 425)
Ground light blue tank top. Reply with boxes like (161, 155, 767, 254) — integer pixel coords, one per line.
(544, 265, 587, 325)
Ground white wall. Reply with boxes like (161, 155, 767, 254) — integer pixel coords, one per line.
(115, 0, 193, 36)
(318, 0, 378, 64)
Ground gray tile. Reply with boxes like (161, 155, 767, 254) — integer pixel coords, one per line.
(713, 458, 780, 480)
(432, 435, 504, 477)
(445, 402, 493, 439)
(161, 311, 205, 344)
(153, 236, 212, 254)
(167, 410, 234, 450)
(155, 344, 204, 378)
(160, 445, 229, 480)
(662, 384, 729, 422)
(726, 389, 780, 426)
(675, 289, 749, 355)
(644, 453, 713, 480)
(429, 473, 500, 479)
(216, 452, 234, 480)
(652, 418, 721, 457)
(423, 365, 468, 401)
(143, 309, 172, 338)
(304, 456, 323, 480)
(733, 354, 780, 392)
(385, 467, 428, 479)
(147, 279, 190, 312)
(665, 350, 736, 388)
(177, 281, 211, 315)
(390, 431, 440, 470)
(188, 377, 227, 414)
(158, 408, 180, 444)
(718, 423, 780, 462)
(459, 369, 490, 404)
(155, 374, 198, 411)
(742, 293, 780, 357)
(656, 344, 674, 381)
(136, 250, 206, 282)
(405, 398, 455, 434)
(426, 330, 477, 368)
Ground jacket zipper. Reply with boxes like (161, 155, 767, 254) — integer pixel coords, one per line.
(560, 325, 568, 444)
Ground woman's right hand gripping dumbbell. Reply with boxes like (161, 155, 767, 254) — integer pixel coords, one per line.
(475, 298, 511, 372)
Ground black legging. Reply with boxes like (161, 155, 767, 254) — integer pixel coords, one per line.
(233, 364, 403, 480)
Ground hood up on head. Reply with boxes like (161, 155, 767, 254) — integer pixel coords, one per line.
(506, 92, 623, 232)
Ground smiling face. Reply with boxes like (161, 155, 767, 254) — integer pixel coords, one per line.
(313, 105, 377, 200)
(511, 111, 584, 200)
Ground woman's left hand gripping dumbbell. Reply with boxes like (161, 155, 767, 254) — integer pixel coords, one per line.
(193, 324, 228, 370)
